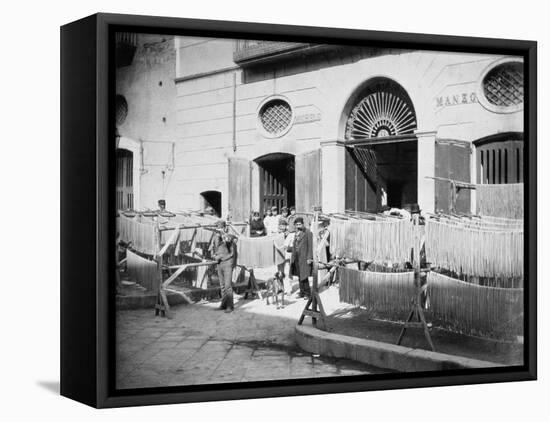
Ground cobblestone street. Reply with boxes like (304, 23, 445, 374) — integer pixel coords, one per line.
(117, 289, 387, 389)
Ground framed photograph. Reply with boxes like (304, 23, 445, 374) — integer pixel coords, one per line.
(60, 13, 536, 408)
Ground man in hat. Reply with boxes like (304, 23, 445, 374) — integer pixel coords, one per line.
(209, 219, 236, 312)
(157, 199, 166, 212)
(409, 204, 429, 309)
(274, 218, 295, 294)
(279, 206, 289, 227)
(287, 206, 297, 233)
(290, 216, 313, 298)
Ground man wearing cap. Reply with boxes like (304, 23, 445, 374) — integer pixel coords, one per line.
(408, 204, 429, 309)
(290, 216, 313, 298)
(287, 206, 297, 233)
(209, 219, 236, 312)
(157, 199, 166, 212)
(275, 218, 295, 294)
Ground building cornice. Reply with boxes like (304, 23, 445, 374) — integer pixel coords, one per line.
(174, 65, 239, 84)
(320, 139, 346, 147)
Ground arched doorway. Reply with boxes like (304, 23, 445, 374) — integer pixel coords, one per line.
(200, 190, 222, 217)
(254, 153, 295, 215)
(343, 78, 418, 211)
(116, 148, 134, 210)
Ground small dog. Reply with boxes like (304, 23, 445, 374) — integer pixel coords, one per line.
(265, 271, 285, 309)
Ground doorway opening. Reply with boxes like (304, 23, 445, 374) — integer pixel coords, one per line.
(255, 153, 295, 216)
(116, 148, 134, 210)
(200, 190, 222, 217)
(372, 141, 417, 208)
(346, 140, 417, 211)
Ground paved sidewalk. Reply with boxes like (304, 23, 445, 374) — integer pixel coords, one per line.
(116, 290, 387, 389)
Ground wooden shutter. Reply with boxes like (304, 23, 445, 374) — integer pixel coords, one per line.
(116, 149, 133, 210)
(345, 147, 378, 212)
(434, 139, 471, 214)
(295, 149, 322, 213)
(476, 139, 523, 184)
(228, 156, 251, 222)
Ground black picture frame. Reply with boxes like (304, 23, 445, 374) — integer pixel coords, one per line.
(60, 12, 537, 408)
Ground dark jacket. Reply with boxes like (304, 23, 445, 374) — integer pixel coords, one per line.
(210, 232, 235, 265)
(290, 228, 313, 280)
(287, 214, 297, 233)
(249, 218, 266, 237)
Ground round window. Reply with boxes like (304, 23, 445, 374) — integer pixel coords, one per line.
(115, 95, 128, 126)
(479, 60, 523, 113)
(259, 99, 293, 137)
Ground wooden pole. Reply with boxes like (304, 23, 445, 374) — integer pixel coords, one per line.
(311, 211, 319, 326)
(396, 214, 435, 351)
(298, 207, 327, 329)
(154, 222, 171, 318)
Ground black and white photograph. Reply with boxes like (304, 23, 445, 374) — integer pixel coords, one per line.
(5, 0, 549, 418)
(114, 32, 526, 390)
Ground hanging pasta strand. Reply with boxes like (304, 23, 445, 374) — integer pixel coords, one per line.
(117, 214, 157, 255)
(424, 218, 523, 278)
(339, 267, 415, 318)
(476, 183, 524, 219)
(329, 217, 413, 263)
(237, 234, 284, 268)
(427, 271, 523, 340)
(126, 249, 159, 291)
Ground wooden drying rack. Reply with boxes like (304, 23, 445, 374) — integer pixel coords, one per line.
(297, 208, 435, 351)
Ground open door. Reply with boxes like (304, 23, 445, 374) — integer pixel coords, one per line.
(228, 156, 251, 222)
(295, 149, 322, 213)
(434, 139, 472, 214)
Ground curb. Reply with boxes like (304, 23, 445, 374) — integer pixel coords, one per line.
(295, 324, 502, 372)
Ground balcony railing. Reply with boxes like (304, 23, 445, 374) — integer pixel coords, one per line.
(233, 40, 310, 65)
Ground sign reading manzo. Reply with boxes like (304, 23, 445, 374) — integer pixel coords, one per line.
(435, 92, 478, 108)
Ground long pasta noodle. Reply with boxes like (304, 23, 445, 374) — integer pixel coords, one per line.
(237, 234, 284, 268)
(476, 183, 524, 219)
(425, 219, 523, 278)
(427, 271, 523, 339)
(338, 267, 415, 316)
(117, 215, 157, 255)
(126, 249, 159, 291)
(329, 217, 413, 263)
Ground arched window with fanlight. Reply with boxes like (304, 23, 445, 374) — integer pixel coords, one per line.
(343, 77, 418, 211)
(475, 133, 523, 184)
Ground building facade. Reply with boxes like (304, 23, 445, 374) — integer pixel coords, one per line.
(116, 34, 524, 220)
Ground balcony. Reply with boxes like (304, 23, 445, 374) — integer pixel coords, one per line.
(116, 32, 138, 68)
(233, 40, 312, 65)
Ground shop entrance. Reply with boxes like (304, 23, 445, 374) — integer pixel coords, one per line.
(255, 153, 295, 215)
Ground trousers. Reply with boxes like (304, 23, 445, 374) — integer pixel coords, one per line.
(299, 278, 311, 297)
(218, 261, 234, 310)
(277, 259, 293, 293)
